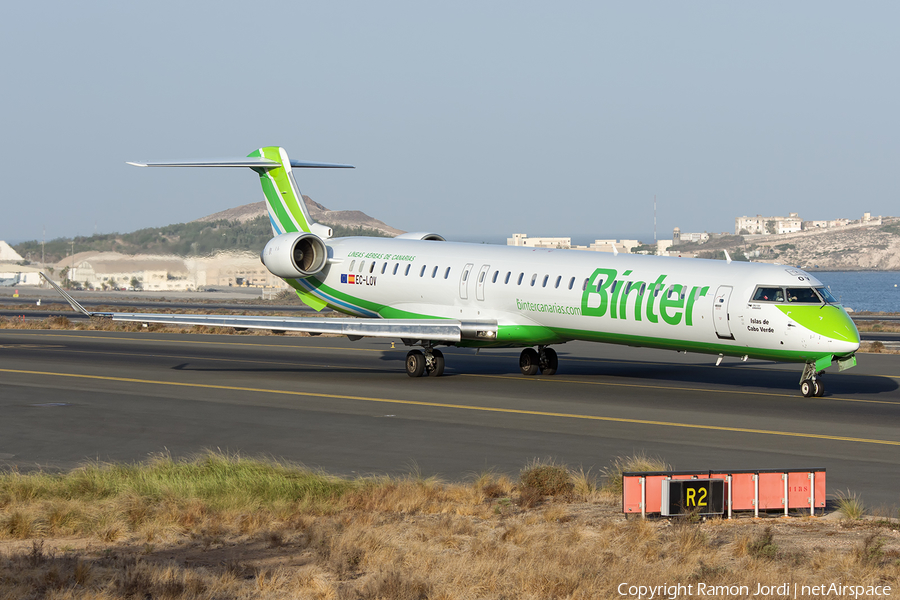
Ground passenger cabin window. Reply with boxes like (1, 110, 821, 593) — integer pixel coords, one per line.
(568, 277, 575, 290)
(530, 274, 537, 286)
(444, 267, 451, 279)
(432, 266, 438, 278)
(555, 275, 561, 288)
(381, 263, 387, 274)
(393, 263, 399, 275)
(505, 272, 511, 284)
(349, 260, 356, 271)
(420, 265, 426, 277)
(370, 262, 376, 273)
(492, 270, 498, 283)
(359, 261, 366, 273)
(596, 278, 604, 292)
(582, 278, 588, 291)
(518, 273, 524, 285)
(404, 264, 411, 276)
(542, 275, 549, 287)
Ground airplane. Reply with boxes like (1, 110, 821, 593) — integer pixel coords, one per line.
(43, 146, 860, 397)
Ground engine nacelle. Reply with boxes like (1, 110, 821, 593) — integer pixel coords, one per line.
(260, 232, 329, 279)
(395, 232, 446, 241)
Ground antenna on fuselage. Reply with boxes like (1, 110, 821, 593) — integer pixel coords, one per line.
(724, 249, 732, 264)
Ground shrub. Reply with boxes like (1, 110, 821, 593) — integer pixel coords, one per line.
(519, 459, 573, 496)
(601, 452, 670, 495)
(835, 489, 866, 520)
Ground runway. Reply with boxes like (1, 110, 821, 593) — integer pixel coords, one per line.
(1, 328, 899, 507)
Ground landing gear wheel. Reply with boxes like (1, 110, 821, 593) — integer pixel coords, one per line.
(814, 379, 825, 397)
(519, 348, 539, 376)
(800, 379, 815, 398)
(427, 349, 445, 377)
(406, 350, 426, 377)
(539, 347, 558, 375)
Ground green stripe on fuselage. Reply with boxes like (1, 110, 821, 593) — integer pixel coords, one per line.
(286, 279, 328, 311)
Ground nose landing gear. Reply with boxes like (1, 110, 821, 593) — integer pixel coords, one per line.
(800, 362, 825, 397)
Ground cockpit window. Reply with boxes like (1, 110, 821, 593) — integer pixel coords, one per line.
(752, 287, 784, 302)
(786, 288, 821, 303)
(816, 287, 838, 303)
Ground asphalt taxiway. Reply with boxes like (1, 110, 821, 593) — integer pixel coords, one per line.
(1, 329, 898, 507)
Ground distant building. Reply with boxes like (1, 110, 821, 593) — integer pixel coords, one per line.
(735, 213, 801, 235)
(55, 251, 290, 292)
(672, 227, 709, 245)
(507, 234, 637, 254)
(583, 239, 639, 254)
(507, 233, 571, 249)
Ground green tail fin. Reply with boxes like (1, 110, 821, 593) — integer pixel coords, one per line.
(248, 147, 315, 236)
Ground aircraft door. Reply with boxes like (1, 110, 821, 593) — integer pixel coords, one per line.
(475, 264, 490, 301)
(713, 285, 735, 340)
(459, 263, 474, 299)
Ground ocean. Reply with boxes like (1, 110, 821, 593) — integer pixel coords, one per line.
(812, 271, 900, 314)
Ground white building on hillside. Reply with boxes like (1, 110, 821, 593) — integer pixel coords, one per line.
(672, 228, 709, 245)
(735, 213, 802, 235)
(507, 234, 637, 254)
(507, 233, 572, 249)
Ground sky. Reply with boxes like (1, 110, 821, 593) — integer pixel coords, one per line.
(1, 2, 898, 246)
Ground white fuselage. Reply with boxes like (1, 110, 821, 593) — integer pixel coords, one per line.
(294, 237, 858, 363)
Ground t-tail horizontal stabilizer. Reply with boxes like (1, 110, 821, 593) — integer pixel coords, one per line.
(127, 147, 353, 237)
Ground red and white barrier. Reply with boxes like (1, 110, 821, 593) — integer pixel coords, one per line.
(622, 468, 826, 518)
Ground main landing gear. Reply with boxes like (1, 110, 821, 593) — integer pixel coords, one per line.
(405, 347, 445, 377)
(519, 346, 558, 376)
(405, 345, 560, 378)
(799, 362, 825, 398)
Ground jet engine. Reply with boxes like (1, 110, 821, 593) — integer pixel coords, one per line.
(260, 232, 328, 279)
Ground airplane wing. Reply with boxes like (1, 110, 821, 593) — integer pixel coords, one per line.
(40, 274, 497, 343)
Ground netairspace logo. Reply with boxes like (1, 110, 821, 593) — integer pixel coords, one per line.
(617, 582, 892, 599)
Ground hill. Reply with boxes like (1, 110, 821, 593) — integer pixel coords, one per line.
(13, 198, 402, 264)
(197, 196, 404, 238)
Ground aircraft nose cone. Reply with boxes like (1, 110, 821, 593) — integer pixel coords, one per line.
(778, 304, 860, 354)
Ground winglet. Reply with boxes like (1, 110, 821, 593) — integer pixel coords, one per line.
(40, 273, 91, 316)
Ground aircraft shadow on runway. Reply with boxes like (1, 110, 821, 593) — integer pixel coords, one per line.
(370, 350, 899, 396)
(166, 348, 899, 397)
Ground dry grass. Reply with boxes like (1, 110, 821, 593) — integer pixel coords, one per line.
(2, 453, 899, 599)
(854, 319, 900, 333)
(859, 340, 900, 354)
(600, 451, 671, 496)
